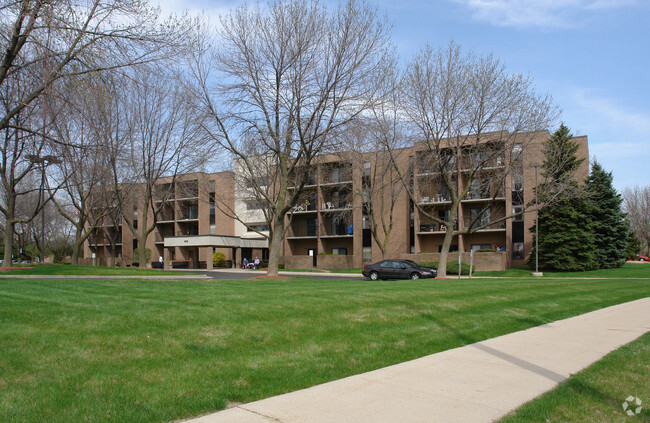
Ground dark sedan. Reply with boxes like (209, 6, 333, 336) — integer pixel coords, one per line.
(362, 259, 437, 280)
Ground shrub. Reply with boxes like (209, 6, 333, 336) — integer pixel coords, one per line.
(213, 252, 226, 267)
(474, 249, 496, 253)
(418, 261, 475, 275)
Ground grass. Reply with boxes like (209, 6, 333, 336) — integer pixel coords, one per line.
(499, 332, 650, 422)
(0, 266, 648, 423)
(0, 264, 184, 276)
(474, 262, 650, 278)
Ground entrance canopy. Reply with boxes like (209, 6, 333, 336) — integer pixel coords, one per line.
(164, 234, 268, 249)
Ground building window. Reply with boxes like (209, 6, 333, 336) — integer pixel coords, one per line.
(363, 246, 372, 261)
(209, 193, 216, 234)
(470, 208, 490, 229)
(247, 224, 269, 232)
(246, 201, 262, 210)
(332, 248, 347, 255)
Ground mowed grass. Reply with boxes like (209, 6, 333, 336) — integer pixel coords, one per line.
(500, 332, 650, 422)
(0, 272, 649, 423)
(475, 262, 650, 278)
(0, 264, 183, 276)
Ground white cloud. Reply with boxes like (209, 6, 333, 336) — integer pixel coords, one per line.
(453, 0, 636, 29)
(570, 89, 650, 135)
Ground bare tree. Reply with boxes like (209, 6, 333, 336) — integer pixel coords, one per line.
(114, 68, 210, 268)
(345, 64, 408, 260)
(622, 185, 650, 254)
(47, 74, 123, 264)
(397, 42, 558, 277)
(0, 0, 189, 266)
(189, 0, 392, 275)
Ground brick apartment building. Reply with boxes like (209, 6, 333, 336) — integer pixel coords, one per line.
(84, 130, 589, 271)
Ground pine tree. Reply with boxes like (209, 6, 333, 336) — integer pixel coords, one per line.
(587, 161, 628, 268)
(529, 124, 598, 271)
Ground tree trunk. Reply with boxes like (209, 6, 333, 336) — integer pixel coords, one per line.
(438, 227, 454, 278)
(2, 194, 16, 266)
(138, 233, 148, 269)
(266, 218, 284, 276)
(71, 243, 81, 265)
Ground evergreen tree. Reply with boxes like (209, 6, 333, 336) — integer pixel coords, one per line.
(587, 161, 628, 268)
(625, 230, 642, 259)
(529, 124, 598, 271)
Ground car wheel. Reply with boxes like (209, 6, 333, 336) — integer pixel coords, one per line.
(410, 272, 421, 280)
(369, 271, 380, 281)
(640, 258, 646, 261)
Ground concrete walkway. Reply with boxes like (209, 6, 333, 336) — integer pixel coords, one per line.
(184, 297, 650, 423)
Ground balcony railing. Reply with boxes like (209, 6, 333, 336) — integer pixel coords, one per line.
(178, 207, 198, 220)
(291, 201, 318, 212)
(288, 225, 318, 238)
(463, 217, 506, 231)
(419, 194, 451, 203)
(321, 201, 353, 210)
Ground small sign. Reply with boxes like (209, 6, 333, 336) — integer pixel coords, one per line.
(92, 253, 96, 259)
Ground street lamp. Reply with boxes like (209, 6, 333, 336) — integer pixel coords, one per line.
(26, 154, 61, 263)
(532, 164, 543, 277)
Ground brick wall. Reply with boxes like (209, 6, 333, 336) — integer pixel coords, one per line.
(400, 251, 507, 271)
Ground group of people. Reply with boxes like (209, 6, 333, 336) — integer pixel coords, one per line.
(242, 257, 261, 269)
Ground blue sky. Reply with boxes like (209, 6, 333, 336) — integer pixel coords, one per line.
(157, 0, 649, 191)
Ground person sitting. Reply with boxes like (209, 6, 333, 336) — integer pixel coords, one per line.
(242, 257, 249, 269)
(253, 257, 260, 269)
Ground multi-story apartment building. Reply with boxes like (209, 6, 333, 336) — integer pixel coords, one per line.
(84, 130, 589, 270)
(84, 171, 268, 269)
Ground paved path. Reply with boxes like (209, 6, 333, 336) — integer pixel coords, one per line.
(183, 297, 650, 423)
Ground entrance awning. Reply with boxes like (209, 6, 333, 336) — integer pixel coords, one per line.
(164, 235, 268, 249)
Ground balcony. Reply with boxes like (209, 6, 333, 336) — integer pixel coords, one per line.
(321, 201, 353, 212)
(418, 220, 458, 234)
(463, 217, 506, 231)
(178, 205, 198, 221)
(418, 194, 452, 205)
(287, 224, 318, 239)
(462, 192, 506, 203)
(291, 199, 318, 214)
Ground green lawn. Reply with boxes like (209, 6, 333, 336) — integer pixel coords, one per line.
(0, 264, 184, 276)
(500, 332, 650, 422)
(0, 272, 648, 422)
(474, 262, 650, 278)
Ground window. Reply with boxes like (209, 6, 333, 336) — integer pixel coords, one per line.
(247, 224, 269, 232)
(332, 248, 347, 255)
(363, 246, 372, 261)
(307, 217, 317, 237)
(246, 201, 262, 210)
(380, 261, 391, 268)
(209, 193, 216, 234)
(470, 208, 490, 229)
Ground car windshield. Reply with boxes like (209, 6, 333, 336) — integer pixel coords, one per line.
(402, 260, 420, 268)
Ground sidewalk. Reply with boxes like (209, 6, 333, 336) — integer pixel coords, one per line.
(184, 297, 650, 423)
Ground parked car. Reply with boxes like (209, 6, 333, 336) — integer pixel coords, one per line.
(362, 259, 437, 280)
(626, 255, 649, 261)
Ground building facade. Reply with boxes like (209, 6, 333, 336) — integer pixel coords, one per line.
(84, 131, 589, 270)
